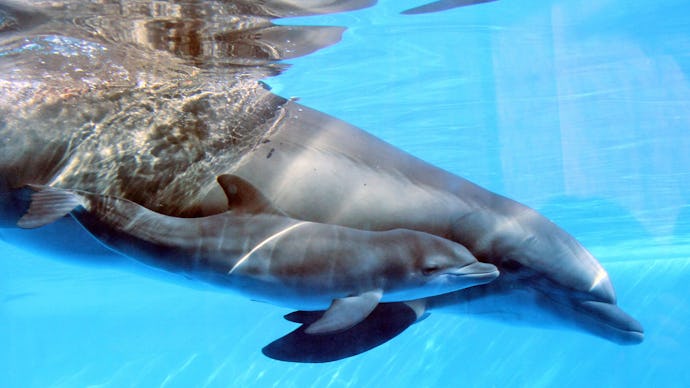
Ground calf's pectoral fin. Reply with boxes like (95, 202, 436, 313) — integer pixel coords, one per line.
(304, 289, 383, 335)
(404, 299, 430, 321)
(17, 185, 82, 229)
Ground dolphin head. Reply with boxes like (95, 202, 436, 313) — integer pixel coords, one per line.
(450, 205, 643, 344)
(380, 230, 499, 302)
(453, 206, 615, 301)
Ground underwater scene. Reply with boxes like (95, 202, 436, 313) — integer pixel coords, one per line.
(1, 0, 689, 386)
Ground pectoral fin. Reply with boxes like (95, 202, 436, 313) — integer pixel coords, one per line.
(404, 299, 430, 321)
(304, 289, 383, 335)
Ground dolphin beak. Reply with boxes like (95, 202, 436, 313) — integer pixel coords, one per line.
(540, 287, 644, 345)
(448, 262, 499, 284)
(573, 300, 644, 345)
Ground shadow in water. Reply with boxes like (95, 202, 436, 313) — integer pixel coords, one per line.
(263, 303, 418, 363)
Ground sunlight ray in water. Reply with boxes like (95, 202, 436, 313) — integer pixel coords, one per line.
(160, 354, 199, 388)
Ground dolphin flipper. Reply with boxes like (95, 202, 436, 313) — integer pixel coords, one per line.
(286, 300, 429, 325)
(283, 310, 323, 324)
(404, 299, 430, 320)
(304, 289, 383, 334)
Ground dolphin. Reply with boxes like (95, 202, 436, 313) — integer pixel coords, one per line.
(227, 101, 644, 346)
(1, 54, 643, 346)
(16, 176, 499, 334)
(0, 68, 643, 346)
(1, 0, 642, 349)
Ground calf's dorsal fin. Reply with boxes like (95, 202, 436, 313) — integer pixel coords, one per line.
(217, 174, 285, 216)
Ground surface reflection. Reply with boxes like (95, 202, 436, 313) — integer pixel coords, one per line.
(0, 0, 367, 72)
(0, 0, 368, 217)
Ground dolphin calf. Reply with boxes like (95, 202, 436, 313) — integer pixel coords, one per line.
(17, 176, 498, 334)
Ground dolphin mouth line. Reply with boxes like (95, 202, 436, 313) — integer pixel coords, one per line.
(537, 289, 644, 344)
(575, 300, 644, 339)
(444, 262, 499, 280)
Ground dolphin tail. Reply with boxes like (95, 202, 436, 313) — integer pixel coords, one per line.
(17, 186, 83, 229)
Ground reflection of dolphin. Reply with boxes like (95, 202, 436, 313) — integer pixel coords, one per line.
(401, 0, 498, 15)
(17, 177, 498, 334)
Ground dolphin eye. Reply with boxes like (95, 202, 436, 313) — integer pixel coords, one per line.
(502, 259, 522, 273)
(422, 265, 440, 276)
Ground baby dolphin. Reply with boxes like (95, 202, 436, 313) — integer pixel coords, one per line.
(17, 176, 498, 334)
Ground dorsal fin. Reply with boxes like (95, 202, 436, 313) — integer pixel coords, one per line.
(217, 174, 285, 215)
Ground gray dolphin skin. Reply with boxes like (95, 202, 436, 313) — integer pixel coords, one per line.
(1, 0, 643, 353)
(17, 177, 498, 334)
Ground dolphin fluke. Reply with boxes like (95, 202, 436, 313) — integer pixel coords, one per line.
(263, 302, 418, 363)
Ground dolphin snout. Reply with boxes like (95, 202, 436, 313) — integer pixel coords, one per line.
(572, 300, 644, 345)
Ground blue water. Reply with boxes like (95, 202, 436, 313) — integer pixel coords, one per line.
(2, 0, 690, 386)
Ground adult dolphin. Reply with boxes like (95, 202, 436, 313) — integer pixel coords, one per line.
(218, 100, 645, 347)
(17, 177, 498, 334)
